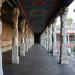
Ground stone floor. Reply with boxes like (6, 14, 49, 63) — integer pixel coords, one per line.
(2, 44, 75, 75)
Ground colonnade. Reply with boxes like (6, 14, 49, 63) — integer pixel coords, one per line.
(41, 7, 68, 64)
(0, 1, 34, 75)
(12, 8, 34, 64)
(0, 0, 72, 75)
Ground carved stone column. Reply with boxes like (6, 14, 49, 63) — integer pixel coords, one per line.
(26, 34, 29, 52)
(46, 27, 48, 50)
(28, 31, 31, 50)
(52, 24, 54, 56)
(12, 8, 20, 64)
(67, 34, 70, 44)
(47, 26, 50, 52)
(25, 25, 28, 52)
(49, 25, 52, 52)
(0, 1, 3, 75)
(20, 19, 26, 56)
(59, 7, 68, 64)
(53, 22, 57, 56)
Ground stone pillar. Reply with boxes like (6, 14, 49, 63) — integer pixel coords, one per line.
(28, 34, 31, 50)
(20, 19, 25, 56)
(53, 22, 57, 56)
(28, 31, 31, 50)
(59, 7, 68, 64)
(47, 26, 51, 52)
(28, 37, 30, 49)
(12, 8, 19, 64)
(26, 35, 29, 52)
(0, 1, 3, 75)
(25, 28, 28, 52)
(67, 34, 69, 43)
(29, 37, 31, 50)
(46, 27, 48, 50)
(52, 24, 54, 55)
(27, 36, 29, 50)
(50, 25, 52, 52)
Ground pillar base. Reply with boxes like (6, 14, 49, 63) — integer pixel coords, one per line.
(0, 68, 3, 75)
(20, 50, 25, 56)
(25, 45, 28, 52)
(53, 53, 57, 56)
(48, 50, 51, 53)
(60, 59, 68, 64)
(53, 51, 58, 56)
(25, 48, 28, 52)
(12, 56, 19, 64)
(59, 57, 68, 64)
(12, 45, 19, 64)
(20, 43, 25, 56)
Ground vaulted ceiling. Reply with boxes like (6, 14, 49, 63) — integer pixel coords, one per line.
(2, 0, 73, 34)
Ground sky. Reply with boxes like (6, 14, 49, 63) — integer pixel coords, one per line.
(56, 0, 75, 25)
(68, 0, 75, 22)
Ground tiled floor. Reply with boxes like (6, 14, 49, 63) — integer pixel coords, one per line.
(2, 44, 75, 75)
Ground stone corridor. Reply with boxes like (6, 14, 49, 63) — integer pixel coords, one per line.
(2, 44, 75, 75)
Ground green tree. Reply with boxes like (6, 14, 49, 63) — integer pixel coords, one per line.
(67, 18, 73, 26)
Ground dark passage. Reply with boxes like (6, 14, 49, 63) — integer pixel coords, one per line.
(34, 34, 40, 44)
(3, 44, 75, 75)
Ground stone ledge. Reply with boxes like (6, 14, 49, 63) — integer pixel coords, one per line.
(1, 41, 21, 53)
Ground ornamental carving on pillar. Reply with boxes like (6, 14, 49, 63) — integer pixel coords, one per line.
(12, 8, 20, 25)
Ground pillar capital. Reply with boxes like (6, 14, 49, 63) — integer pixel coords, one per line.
(0, 0, 2, 17)
(21, 19, 25, 29)
(13, 8, 20, 25)
(13, 8, 20, 16)
(60, 7, 68, 17)
(0, 0, 2, 37)
(0, 0, 2, 7)
(64, 7, 68, 15)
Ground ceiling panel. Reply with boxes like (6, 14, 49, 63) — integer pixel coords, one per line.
(4, 0, 73, 33)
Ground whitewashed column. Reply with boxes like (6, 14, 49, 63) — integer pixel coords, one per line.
(28, 37, 31, 49)
(52, 24, 54, 55)
(41, 34, 43, 46)
(46, 27, 48, 50)
(44, 32, 46, 48)
(53, 22, 57, 56)
(59, 7, 68, 64)
(20, 19, 25, 56)
(25, 30, 28, 52)
(67, 34, 69, 43)
(49, 25, 52, 52)
(27, 30, 31, 51)
(29, 34, 31, 50)
(27, 35, 30, 51)
(26, 37, 28, 52)
(12, 8, 19, 64)
(0, 1, 3, 75)
(27, 36, 29, 51)
(47, 26, 50, 52)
